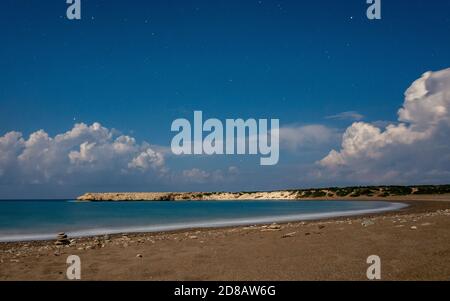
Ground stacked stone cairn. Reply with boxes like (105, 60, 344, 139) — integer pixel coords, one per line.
(55, 232, 70, 246)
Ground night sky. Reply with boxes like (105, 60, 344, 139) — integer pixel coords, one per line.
(1, 0, 450, 198)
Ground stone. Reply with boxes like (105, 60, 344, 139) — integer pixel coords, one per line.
(136, 254, 143, 258)
(361, 220, 375, 227)
(261, 228, 281, 232)
(268, 223, 281, 230)
(282, 232, 297, 238)
(410, 226, 418, 230)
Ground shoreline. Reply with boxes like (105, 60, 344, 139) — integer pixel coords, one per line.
(0, 199, 446, 247)
(1, 197, 447, 244)
(1, 198, 450, 280)
(0, 200, 407, 243)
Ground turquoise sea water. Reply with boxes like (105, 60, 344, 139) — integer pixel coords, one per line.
(0, 200, 407, 242)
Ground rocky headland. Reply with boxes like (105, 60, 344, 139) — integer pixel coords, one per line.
(77, 185, 450, 201)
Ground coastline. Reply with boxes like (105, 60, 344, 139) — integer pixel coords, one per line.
(76, 186, 450, 202)
(0, 200, 407, 243)
(1, 198, 450, 280)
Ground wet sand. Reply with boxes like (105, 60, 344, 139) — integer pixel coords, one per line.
(1, 199, 450, 280)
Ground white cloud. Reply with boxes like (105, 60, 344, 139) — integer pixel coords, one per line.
(325, 111, 364, 121)
(181, 166, 239, 184)
(182, 168, 211, 183)
(278, 124, 340, 152)
(319, 68, 450, 184)
(0, 122, 166, 185)
(0, 132, 25, 177)
(128, 148, 165, 171)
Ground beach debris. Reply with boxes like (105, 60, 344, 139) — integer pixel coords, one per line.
(361, 219, 375, 227)
(93, 240, 103, 249)
(410, 226, 418, 230)
(268, 223, 281, 230)
(282, 232, 297, 238)
(261, 228, 281, 232)
(55, 232, 70, 246)
(136, 254, 143, 258)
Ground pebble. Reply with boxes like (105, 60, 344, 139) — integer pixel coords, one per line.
(136, 254, 143, 258)
(410, 226, 418, 230)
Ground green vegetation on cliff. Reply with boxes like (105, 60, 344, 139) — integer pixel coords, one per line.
(287, 185, 450, 198)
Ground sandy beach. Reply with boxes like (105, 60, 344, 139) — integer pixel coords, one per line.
(1, 197, 450, 281)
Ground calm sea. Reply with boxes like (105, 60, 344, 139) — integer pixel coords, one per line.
(0, 200, 406, 242)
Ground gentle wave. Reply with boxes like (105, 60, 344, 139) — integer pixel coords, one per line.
(0, 202, 407, 242)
